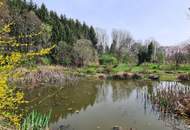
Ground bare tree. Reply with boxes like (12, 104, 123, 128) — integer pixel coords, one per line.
(111, 29, 134, 58)
(186, 43, 190, 63)
(126, 40, 143, 64)
(172, 51, 186, 67)
(95, 28, 109, 54)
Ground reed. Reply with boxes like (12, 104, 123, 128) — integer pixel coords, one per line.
(10, 66, 79, 86)
(21, 111, 51, 130)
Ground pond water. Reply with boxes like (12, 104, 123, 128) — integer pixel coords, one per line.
(24, 80, 190, 130)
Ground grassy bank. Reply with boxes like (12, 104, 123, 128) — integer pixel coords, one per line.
(78, 63, 190, 81)
(11, 64, 190, 84)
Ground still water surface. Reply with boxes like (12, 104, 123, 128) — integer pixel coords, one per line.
(24, 80, 190, 130)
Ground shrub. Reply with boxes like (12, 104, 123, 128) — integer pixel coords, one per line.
(99, 54, 118, 65)
(86, 68, 96, 74)
(39, 56, 52, 65)
(79, 66, 97, 74)
(177, 73, 190, 81)
(73, 39, 99, 66)
(103, 65, 113, 74)
(112, 64, 129, 73)
(0, 22, 54, 128)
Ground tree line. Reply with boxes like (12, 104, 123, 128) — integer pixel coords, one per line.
(2, 0, 190, 67)
(96, 28, 165, 65)
(5, 0, 97, 66)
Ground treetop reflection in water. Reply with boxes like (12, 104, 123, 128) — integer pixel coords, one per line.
(24, 80, 190, 130)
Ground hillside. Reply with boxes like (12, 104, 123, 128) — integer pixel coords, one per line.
(2, 0, 98, 66)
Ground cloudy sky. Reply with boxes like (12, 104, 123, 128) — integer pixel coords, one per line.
(33, 0, 190, 46)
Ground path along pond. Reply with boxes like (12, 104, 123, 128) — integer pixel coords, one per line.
(23, 80, 190, 130)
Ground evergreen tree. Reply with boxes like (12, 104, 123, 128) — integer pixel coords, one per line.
(137, 47, 147, 65)
(36, 3, 49, 22)
(147, 42, 154, 62)
(7, 0, 98, 66)
(110, 40, 117, 54)
(88, 26, 97, 47)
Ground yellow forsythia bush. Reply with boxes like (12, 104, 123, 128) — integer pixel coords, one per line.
(0, 23, 26, 128)
(0, 20, 54, 129)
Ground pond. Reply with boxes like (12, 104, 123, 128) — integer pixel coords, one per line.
(24, 80, 190, 130)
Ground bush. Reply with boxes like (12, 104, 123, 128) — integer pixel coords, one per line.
(79, 66, 97, 74)
(39, 56, 52, 65)
(86, 68, 96, 74)
(144, 63, 159, 70)
(99, 54, 118, 65)
(112, 64, 129, 73)
(73, 39, 99, 66)
(103, 65, 113, 74)
(177, 73, 190, 81)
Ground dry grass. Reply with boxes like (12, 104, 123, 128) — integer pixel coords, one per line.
(149, 82, 190, 118)
(10, 66, 79, 87)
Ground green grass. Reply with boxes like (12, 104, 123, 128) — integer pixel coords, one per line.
(112, 64, 129, 73)
(21, 111, 51, 130)
(79, 63, 190, 75)
(111, 63, 160, 73)
(78, 65, 97, 74)
(130, 66, 144, 73)
(99, 54, 118, 65)
(177, 64, 190, 72)
(110, 63, 189, 81)
(27, 64, 190, 81)
(160, 74, 176, 81)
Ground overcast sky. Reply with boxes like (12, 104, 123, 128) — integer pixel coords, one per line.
(33, 0, 190, 46)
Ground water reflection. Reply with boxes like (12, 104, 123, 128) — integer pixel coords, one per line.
(24, 80, 100, 122)
(24, 81, 190, 130)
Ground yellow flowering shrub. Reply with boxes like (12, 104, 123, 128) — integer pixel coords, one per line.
(0, 17, 54, 129)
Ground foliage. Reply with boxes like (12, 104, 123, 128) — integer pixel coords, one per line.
(137, 43, 154, 65)
(110, 29, 134, 62)
(79, 66, 97, 74)
(112, 64, 129, 73)
(99, 53, 118, 65)
(156, 49, 165, 64)
(73, 39, 98, 66)
(7, 0, 98, 66)
(0, 22, 26, 128)
(38, 56, 52, 65)
(137, 46, 148, 65)
(147, 42, 154, 62)
(21, 111, 51, 130)
(0, 19, 53, 128)
(177, 64, 190, 71)
(51, 41, 72, 65)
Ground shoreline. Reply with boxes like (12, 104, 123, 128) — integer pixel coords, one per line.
(10, 65, 190, 86)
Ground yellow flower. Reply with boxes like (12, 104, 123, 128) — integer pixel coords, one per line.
(0, 23, 54, 128)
